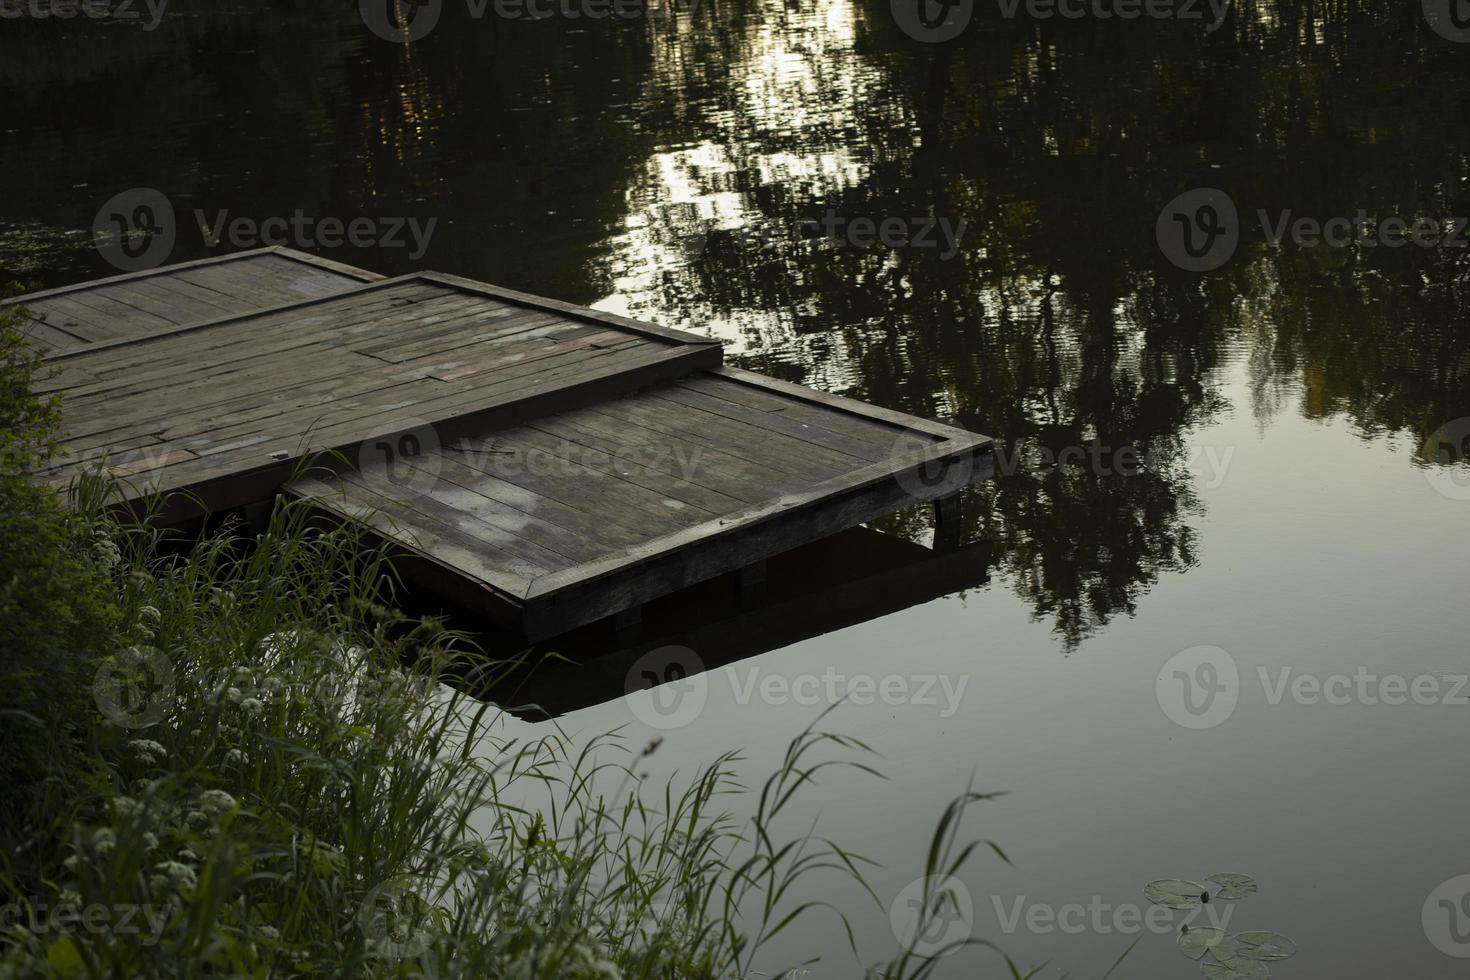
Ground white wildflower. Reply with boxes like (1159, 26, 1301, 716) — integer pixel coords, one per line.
(197, 790, 236, 815)
(126, 739, 167, 766)
(154, 861, 197, 891)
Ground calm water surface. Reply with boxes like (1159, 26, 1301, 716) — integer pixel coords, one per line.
(4, 2, 1469, 975)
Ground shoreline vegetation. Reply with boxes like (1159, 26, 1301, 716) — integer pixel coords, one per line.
(0, 307, 1031, 979)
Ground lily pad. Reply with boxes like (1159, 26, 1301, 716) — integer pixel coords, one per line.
(1144, 879, 1210, 909)
(1233, 931, 1297, 961)
(1201, 957, 1270, 980)
(1179, 927, 1239, 962)
(1204, 873, 1258, 900)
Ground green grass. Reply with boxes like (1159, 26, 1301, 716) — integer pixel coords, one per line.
(0, 309, 1035, 979)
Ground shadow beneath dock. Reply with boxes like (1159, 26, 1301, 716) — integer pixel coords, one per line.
(435, 525, 991, 720)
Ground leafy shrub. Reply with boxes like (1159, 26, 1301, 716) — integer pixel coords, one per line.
(0, 310, 121, 891)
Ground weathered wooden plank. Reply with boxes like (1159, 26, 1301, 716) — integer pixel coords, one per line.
(417, 272, 715, 348)
(588, 395, 866, 484)
(59, 285, 453, 385)
(711, 365, 972, 440)
(1, 247, 378, 308)
(368, 451, 643, 563)
(268, 248, 383, 283)
(674, 372, 909, 449)
(438, 427, 720, 533)
(359, 308, 567, 363)
(525, 409, 796, 503)
(52, 286, 455, 399)
(498, 423, 748, 516)
(333, 468, 584, 574)
(18, 317, 84, 350)
(289, 474, 546, 592)
(171, 261, 306, 305)
(96, 283, 197, 324)
(29, 295, 140, 343)
(138, 274, 246, 316)
(644, 384, 894, 462)
(25, 300, 110, 335)
(418, 329, 634, 384)
(63, 289, 177, 332)
(111, 277, 240, 323)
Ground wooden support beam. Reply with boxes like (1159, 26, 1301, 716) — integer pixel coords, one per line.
(933, 493, 962, 552)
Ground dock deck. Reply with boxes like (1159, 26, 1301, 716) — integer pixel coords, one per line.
(288, 365, 991, 637)
(24, 252, 993, 640)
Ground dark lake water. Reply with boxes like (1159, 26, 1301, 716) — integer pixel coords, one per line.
(4, 1, 1470, 976)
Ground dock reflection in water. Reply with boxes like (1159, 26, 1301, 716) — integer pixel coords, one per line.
(463, 524, 991, 719)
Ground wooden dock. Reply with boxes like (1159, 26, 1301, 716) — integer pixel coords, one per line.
(20, 252, 994, 640)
